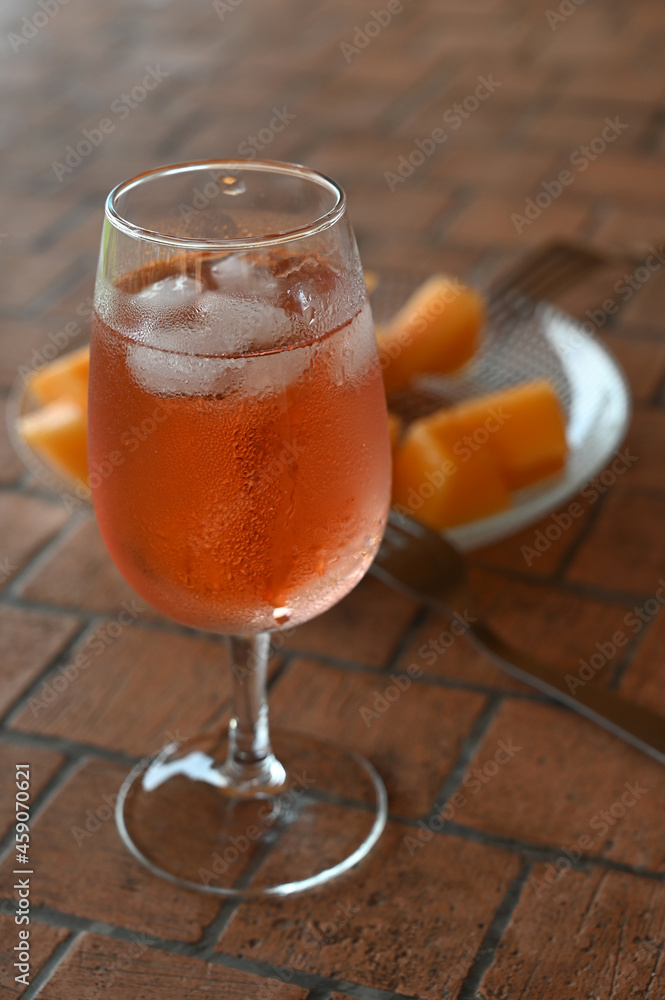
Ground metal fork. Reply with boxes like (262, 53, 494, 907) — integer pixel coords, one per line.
(486, 236, 660, 325)
(372, 511, 665, 767)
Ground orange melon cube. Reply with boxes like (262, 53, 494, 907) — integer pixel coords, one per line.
(392, 421, 510, 531)
(426, 379, 567, 490)
(378, 275, 484, 394)
(28, 345, 90, 412)
(18, 400, 89, 487)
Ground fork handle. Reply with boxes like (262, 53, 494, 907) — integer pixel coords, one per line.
(470, 621, 665, 765)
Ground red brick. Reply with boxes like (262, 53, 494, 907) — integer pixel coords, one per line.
(219, 813, 521, 999)
(0, 922, 69, 998)
(595, 207, 665, 250)
(551, 263, 637, 321)
(281, 575, 418, 668)
(18, 515, 163, 619)
(453, 700, 665, 870)
(602, 334, 665, 403)
(524, 106, 648, 151)
(566, 488, 665, 594)
(294, 78, 402, 130)
(433, 145, 557, 194)
(0, 740, 64, 839)
(480, 868, 665, 1000)
(445, 195, 590, 248)
(395, 85, 531, 147)
(392, 608, 530, 693)
(0, 605, 81, 716)
(559, 63, 665, 104)
(11, 623, 233, 758)
(40, 932, 307, 1000)
(469, 502, 592, 578)
(617, 409, 665, 492)
(573, 154, 665, 210)
(361, 245, 480, 282)
(270, 658, 488, 816)
(618, 610, 665, 715)
(621, 267, 665, 328)
(479, 575, 631, 681)
(347, 183, 450, 239)
(0, 760, 219, 941)
(0, 494, 69, 591)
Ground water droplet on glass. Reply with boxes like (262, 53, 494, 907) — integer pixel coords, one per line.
(272, 606, 291, 626)
(221, 176, 246, 196)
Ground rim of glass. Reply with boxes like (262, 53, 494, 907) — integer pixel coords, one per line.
(105, 159, 346, 251)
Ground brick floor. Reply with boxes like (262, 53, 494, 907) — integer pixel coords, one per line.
(0, 741, 64, 841)
(0, 606, 81, 717)
(219, 815, 521, 999)
(0, 922, 68, 998)
(2, 0, 665, 996)
(39, 933, 308, 1000)
(478, 868, 665, 999)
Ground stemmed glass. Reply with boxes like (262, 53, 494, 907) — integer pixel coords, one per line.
(88, 160, 391, 896)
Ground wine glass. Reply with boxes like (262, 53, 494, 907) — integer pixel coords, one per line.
(88, 160, 392, 897)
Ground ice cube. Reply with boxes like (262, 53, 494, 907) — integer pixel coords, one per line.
(127, 342, 244, 397)
(209, 252, 279, 296)
(135, 273, 200, 303)
(198, 290, 295, 355)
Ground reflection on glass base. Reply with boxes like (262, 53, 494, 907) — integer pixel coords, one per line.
(115, 729, 388, 897)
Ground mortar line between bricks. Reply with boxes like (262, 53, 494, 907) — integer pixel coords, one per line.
(303, 986, 336, 1000)
(380, 603, 429, 676)
(0, 756, 83, 866)
(9, 546, 665, 626)
(0, 730, 138, 766)
(468, 561, 665, 610)
(3, 901, 422, 1000)
(19, 929, 79, 1000)
(0, 582, 611, 704)
(194, 796, 320, 955)
(426, 695, 502, 820)
(0, 617, 103, 728)
(0, 824, 661, 970)
(4, 508, 89, 598)
(649, 361, 665, 406)
(208, 949, 425, 1000)
(266, 651, 296, 692)
(456, 859, 532, 1000)
(608, 611, 658, 689)
(0, 587, 558, 703)
(550, 487, 610, 583)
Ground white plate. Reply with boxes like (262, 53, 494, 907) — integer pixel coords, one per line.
(372, 283, 631, 552)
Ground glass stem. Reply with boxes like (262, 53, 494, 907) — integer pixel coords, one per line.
(224, 633, 286, 794)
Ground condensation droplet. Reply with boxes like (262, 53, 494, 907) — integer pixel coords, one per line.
(272, 606, 292, 626)
(221, 176, 246, 196)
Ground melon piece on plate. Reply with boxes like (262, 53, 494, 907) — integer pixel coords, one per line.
(18, 400, 89, 486)
(378, 275, 484, 394)
(392, 421, 510, 531)
(27, 345, 90, 412)
(426, 379, 568, 490)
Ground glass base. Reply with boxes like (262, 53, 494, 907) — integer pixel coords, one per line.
(115, 729, 388, 897)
